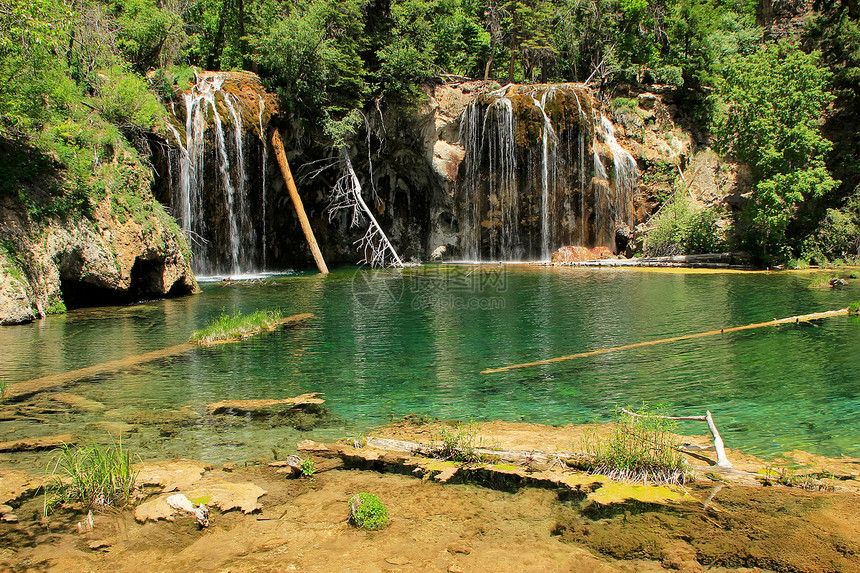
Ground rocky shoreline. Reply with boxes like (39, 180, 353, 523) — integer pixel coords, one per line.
(0, 418, 858, 572)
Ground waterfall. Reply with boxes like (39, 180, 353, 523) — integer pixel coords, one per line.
(456, 84, 638, 261)
(599, 115, 639, 227)
(532, 89, 557, 260)
(257, 95, 268, 270)
(166, 72, 268, 276)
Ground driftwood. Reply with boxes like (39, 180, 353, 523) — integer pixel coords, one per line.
(621, 408, 733, 469)
(482, 307, 850, 374)
(207, 393, 324, 416)
(271, 128, 329, 275)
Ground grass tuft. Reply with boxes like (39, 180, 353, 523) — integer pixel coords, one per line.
(189, 309, 284, 344)
(430, 423, 486, 464)
(575, 405, 689, 485)
(44, 441, 138, 513)
(849, 301, 860, 314)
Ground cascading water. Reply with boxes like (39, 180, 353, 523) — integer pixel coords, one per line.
(165, 72, 271, 276)
(456, 84, 639, 261)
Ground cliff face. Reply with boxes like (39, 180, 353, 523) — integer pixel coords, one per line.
(0, 195, 197, 326)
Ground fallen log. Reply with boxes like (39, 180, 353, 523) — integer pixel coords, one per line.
(482, 307, 849, 374)
(271, 128, 329, 275)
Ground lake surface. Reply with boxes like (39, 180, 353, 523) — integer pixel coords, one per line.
(1, 266, 859, 464)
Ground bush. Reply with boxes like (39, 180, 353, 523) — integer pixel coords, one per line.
(577, 405, 688, 485)
(45, 441, 138, 512)
(848, 301, 860, 314)
(801, 194, 860, 265)
(300, 458, 316, 476)
(348, 492, 389, 530)
(644, 195, 726, 256)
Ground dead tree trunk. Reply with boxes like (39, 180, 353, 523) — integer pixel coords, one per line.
(271, 129, 329, 275)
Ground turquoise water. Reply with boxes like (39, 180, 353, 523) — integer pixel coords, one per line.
(1, 266, 859, 463)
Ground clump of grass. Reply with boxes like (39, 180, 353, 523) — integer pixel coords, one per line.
(431, 423, 486, 464)
(0, 378, 8, 399)
(189, 308, 284, 344)
(849, 301, 860, 314)
(45, 441, 138, 512)
(809, 274, 836, 288)
(348, 492, 389, 530)
(577, 405, 688, 485)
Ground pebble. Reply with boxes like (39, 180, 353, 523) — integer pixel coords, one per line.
(87, 540, 111, 551)
(447, 544, 472, 555)
(2, 514, 18, 523)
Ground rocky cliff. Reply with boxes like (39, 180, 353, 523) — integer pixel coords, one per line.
(0, 193, 197, 326)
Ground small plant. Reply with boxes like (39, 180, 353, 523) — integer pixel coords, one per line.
(849, 301, 860, 314)
(347, 433, 367, 448)
(0, 378, 8, 399)
(577, 405, 688, 485)
(849, 271, 860, 279)
(299, 458, 316, 477)
(189, 308, 284, 344)
(45, 441, 138, 512)
(348, 492, 389, 530)
(431, 423, 485, 464)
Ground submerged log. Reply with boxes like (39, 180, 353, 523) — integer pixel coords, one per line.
(482, 307, 850, 374)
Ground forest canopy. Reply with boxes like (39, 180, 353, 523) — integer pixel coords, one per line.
(1, 0, 858, 264)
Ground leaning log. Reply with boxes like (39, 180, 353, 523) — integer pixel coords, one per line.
(271, 129, 329, 275)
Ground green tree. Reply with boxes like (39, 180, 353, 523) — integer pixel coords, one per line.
(714, 41, 838, 259)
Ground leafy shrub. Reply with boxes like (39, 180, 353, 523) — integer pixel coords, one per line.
(45, 441, 138, 512)
(348, 492, 389, 530)
(577, 405, 688, 485)
(849, 301, 860, 314)
(300, 458, 316, 476)
(644, 195, 726, 256)
(801, 194, 860, 265)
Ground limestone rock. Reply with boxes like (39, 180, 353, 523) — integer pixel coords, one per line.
(0, 470, 47, 505)
(186, 482, 267, 514)
(0, 434, 75, 452)
(134, 494, 177, 523)
(0, 196, 198, 325)
(136, 459, 208, 492)
(207, 393, 324, 416)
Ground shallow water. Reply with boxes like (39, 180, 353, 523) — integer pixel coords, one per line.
(1, 266, 859, 463)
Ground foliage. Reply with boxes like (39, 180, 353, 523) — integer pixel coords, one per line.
(578, 405, 688, 485)
(808, 274, 835, 288)
(801, 193, 860, 264)
(431, 423, 486, 464)
(348, 492, 389, 530)
(299, 457, 316, 476)
(189, 308, 284, 344)
(644, 195, 725, 256)
(0, 378, 7, 399)
(45, 441, 138, 512)
(714, 41, 838, 260)
(849, 301, 860, 314)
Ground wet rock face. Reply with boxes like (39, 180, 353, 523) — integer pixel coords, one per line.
(155, 71, 279, 276)
(0, 197, 197, 325)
